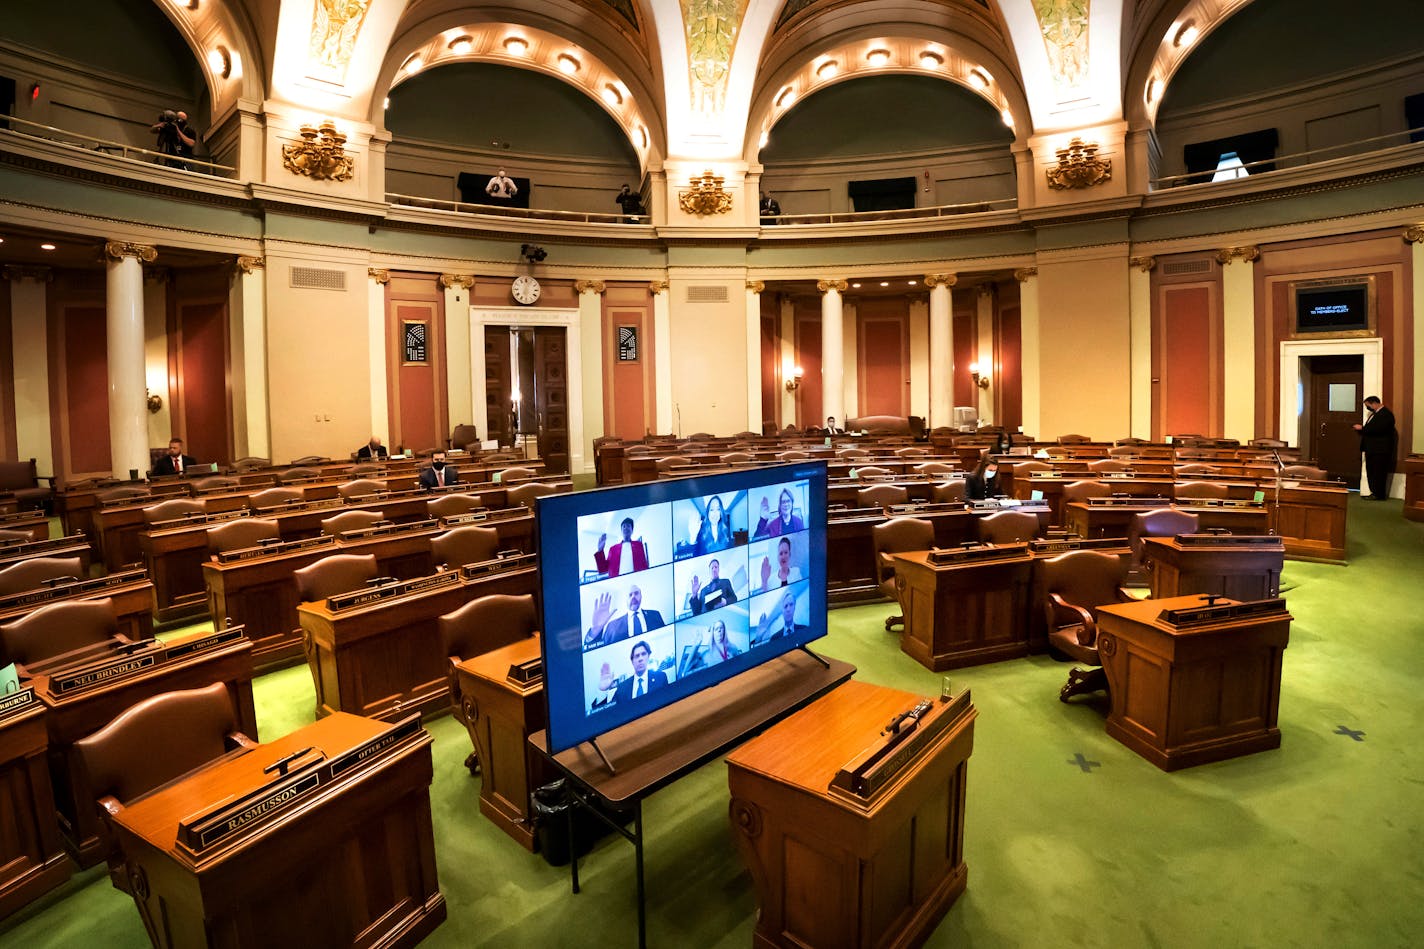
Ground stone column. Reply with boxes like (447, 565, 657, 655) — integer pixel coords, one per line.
(105, 241, 156, 479)
(1407, 226, 1424, 453)
(651, 280, 673, 434)
(229, 256, 269, 459)
(924, 273, 957, 430)
(144, 267, 172, 450)
(1015, 267, 1041, 440)
(440, 273, 475, 439)
(4, 266, 54, 479)
(976, 285, 996, 426)
(817, 280, 848, 428)
(367, 269, 391, 449)
(576, 280, 606, 444)
(744, 281, 763, 434)
(779, 296, 796, 428)
(1218, 246, 1259, 441)
(1128, 256, 1155, 441)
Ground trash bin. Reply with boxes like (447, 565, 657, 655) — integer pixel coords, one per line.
(531, 778, 636, 867)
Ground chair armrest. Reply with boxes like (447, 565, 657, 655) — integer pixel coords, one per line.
(226, 732, 259, 751)
(1048, 593, 1098, 645)
(97, 795, 124, 819)
(1115, 587, 1136, 603)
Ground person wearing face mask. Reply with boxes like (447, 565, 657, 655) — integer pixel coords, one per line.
(418, 451, 460, 490)
(965, 457, 1004, 501)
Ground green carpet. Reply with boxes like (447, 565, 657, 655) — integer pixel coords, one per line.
(5, 496, 1422, 947)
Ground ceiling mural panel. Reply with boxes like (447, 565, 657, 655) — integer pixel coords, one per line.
(308, 0, 373, 84)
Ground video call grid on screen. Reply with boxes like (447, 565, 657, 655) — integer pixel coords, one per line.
(538, 463, 827, 755)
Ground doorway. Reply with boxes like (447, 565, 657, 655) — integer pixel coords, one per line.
(1300, 354, 1363, 487)
(483, 326, 569, 473)
(1278, 336, 1381, 491)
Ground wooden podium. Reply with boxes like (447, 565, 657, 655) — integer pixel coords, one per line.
(109, 713, 445, 949)
(893, 545, 1033, 670)
(1141, 534, 1284, 600)
(1096, 595, 1291, 771)
(726, 680, 977, 949)
(0, 690, 70, 919)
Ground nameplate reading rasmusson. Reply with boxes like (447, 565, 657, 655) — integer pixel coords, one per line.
(189, 771, 323, 850)
(0, 688, 36, 720)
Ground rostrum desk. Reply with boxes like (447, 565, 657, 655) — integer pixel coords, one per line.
(892, 544, 1034, 671)
(0, 690, 70, 919)
(1141, 534, 1284, 601)
(1096, 595, 1291, 771)
(725, 680, 977, 949)
(108, 713, 445, 949)
(1064, 499, 1269, 539)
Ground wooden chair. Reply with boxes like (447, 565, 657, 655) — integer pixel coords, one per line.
(1114, 437, 1149, 447)
(347, 463, 384, 477)
(497, 466, 538, 482)
(277, 467, 323, 484)
(289, 455, 330, 466)
(1108, 445, 1142, 458)
(1174, 481, 1230, 500)
(976, 510, 1039, 544)
(1128, 509, 1200, 580)
(1057, 434, 1092, 445)
(141, 498, 205, 526)
(431, 526, 500, 569)
(1012, 460, 1053, 476)
(653, 456, 690, 474)
(914, 461, 957, 477)
(871, 517, 935, 632)
(1061, 480, 1111, 504)
(0, 556, 85, 597)
(506, 482, 558, 507)
(189, 475, 240, 492)
(206, 518, 280, 557)
(857, 484, 909, 508)
(894, 447, 929, 458)
(440, 593, 538, 773)
(0, 458, 55, 513)
(1088, 459, 1130, 473)
(1281, 464, 1328, 481)
(294, 554, 378, 603)
(1040, 550, 1133, 701)
(719, 452, 754, 464)
(776, 450, 810, 461)
(233, 456, 271, 471)
(450, 424, 480, 451)
(427, 493, 484, 519)
(0, 598, 117, 669)
(320, 510, 384, 536)
(932, 480, 967, 503)
(853, 466, 892, 478)
(249, 487, 304, 510)
(337, 478, 385, 500)
(837, 447, 871, 460)
(1174, 463, 1221, 476)
(74, 682, 255, 891)
(97, 486, 150, 504)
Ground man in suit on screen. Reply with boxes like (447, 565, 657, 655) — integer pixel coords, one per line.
(594, 516, 650, 576)
(609, 640, 669, 703)
(753, 588, 809, 645)
(585, 584, 665, 649)
(690, 558, 737, 614)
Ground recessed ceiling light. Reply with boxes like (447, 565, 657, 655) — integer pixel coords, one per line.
(879, 281, 889, 287)
(636, 126, 648, 149)
(504, 36, 529, 55)
(557, 54, 580, 75)
(919, 51, 943, 69)
(816, 60, 838, 79)
(968, 68, 991, 90)
(383, 97, 390, 109)
(866, 49, 891, 67)
(448, 35, 473, 55)
(775, 86, 796, 107)
(907, 280, 917, 286)
(1001, 108, 1015, 127)
(758, 130, 769, 148)
(1146, 78, 1163, 104)
(207, 46, 231, 79)
(1173, 22, 1199, 48)
(851, 283, 862, 289)
(40, 243, 56, 251)
(403, 55, 423, 74)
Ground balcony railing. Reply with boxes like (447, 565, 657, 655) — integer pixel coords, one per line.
(386, 192, 649, 226)
(769, 198, 1017, 226)
(1151, 126, 1424, 188)
(0, 114, 235, 176)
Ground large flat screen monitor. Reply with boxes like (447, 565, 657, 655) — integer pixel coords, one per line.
(537, 462, 828, 756)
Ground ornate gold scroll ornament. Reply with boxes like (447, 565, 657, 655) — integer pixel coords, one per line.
(678, 170, 734, 216)
(282, 120, 355, 182)
(1045, 138, 1111, 190)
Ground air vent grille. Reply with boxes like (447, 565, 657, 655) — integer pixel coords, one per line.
(685, 284, 729, 303)
(1161, 259, 1212, 276)
(290, 266, 346, 290)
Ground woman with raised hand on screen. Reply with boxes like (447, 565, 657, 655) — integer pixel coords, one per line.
(680, 619, 742, 675)
(756, 536, 803, 592)
(693, 494, 734, 556)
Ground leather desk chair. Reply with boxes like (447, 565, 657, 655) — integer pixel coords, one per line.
(1061, 480, 1111, 505)
(894, 447, 929, 458)
(686, 432, 714, 441)
(1174, 481, 1230, 501)
(1115, 437, 1149, 447)
(1249, 438, 1288, 449)
(141, 498, 205, 526)
(189, 476, 239, 492)
(0, 598, 118, 670)
(432, 526, 500, 569)
(719, 452, 754, 464)
(857, 484, 909, 509)
(277, 467, 323, 484)
(1012, 461, 1053, 477)
(320, 510, 383, 536)
(347, 463, 384, 477)
(653, 457, 689, 475)
(206, 518, 280, 557)
(98, 486, 150, 504)
(837, 448, 871, 460)
(1088, 459, 1130, 473)
(450, 424, 480, 451)
(932, 481, 967, 504)
(294, 554, 377, 603)
(233, 456, 270, 471)
(914, 462, 957, 477)
(976, 510, 1039, 544)
(337, 478, 385, 500)
(506, 482, 557, 507)
(440, 593, 538, 773)
(623, 445, 654, 456)
(1057, 434, 1092, 445)
(0, 528, 31, 544)
(871, 517, 934, 632)
(1040, 550, 1133, 701)
(853, 466, 892, 479)
(289, 456, 330, 466)
(1127, 509, 1200, 582)
(1174, 463, 1221, 477)
(249, 487, 304, 510)
(428, 493, 484, 519)
(496, 467, 538, 482)
(776, 450, 810, 461)
(0, 556, 85, 597)
(1108, 445, 1141, 458)
(1281, 464, 1328, 481)
(74, 682, 255, 891)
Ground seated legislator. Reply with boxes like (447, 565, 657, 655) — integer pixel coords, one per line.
(584, 584, 664, 649)
(694, 495, 735, 556)
(594, 517, 650, 577)
(752, 588, 809, 645)
(679, 619, 742, 675)
(965, 458, 1004, 500)
(753, 488, 805, 538)
(356, 436, 388, 461)
(755, 536, 803, 593)
(689, 557, 737, 613)
(418, 451, 460, 491)
(602, 640, 668, 704)
(151, 437, 196, 477)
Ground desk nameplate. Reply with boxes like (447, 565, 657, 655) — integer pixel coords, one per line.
(1157, 596, 1289, 628)
(1085, 496, 1171, 507)
(337, 518, 437, 541)
(1029, 536, 1130, 554)
(0, 687, 37, 721)
(926, 543, 1029, 566)
(460, 552, 537, 579)
(1174, 533, 1283, 548)
(0, 570, 146, 610)
(216, 534, 336, 563)
(326, 571, 459, 611)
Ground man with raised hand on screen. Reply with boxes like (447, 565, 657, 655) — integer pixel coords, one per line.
(601, 640, 668, 703)
(594, 516, 649, 577)
(689, 558, 737, 614)
(753, 588, 809, 645)
(752, 487, 805, 539)
(584, 584, 665, 649)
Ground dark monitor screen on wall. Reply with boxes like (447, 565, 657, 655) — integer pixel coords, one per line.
(1295, 284, 1369, 334)
(536, 462, 828, 756)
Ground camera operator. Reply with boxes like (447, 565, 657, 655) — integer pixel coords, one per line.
(150, 109, 196, 170)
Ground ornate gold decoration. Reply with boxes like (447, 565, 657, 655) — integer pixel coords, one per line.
(282, 120, 355, 183)
(439, 274, 474, 290)
(1129, 256, 1157, 272)
(368, 268, 390, 284)
(1046, 138, 1112, 190)
(746, 280, 765, 294)
(236, 256, 265, 274)
(1402, 225, 1424, 244)
(575, 280, 607, 294)
(1013, 267, 1039, 282)
(923, 273, 958, 289)
(1, 265, 52, 282)
(1215, 246, 1260, 265)
(1035, 0, 1090, 91)
(648, 280, 668, 294)
(104, 241, 157, 263)
(308, 0, 371, 83)
(683, 0, 747, 113)
(816, 279, 848, 293)
(678, 170, 734, 216)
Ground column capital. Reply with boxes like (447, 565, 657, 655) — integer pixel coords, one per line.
(746, 280, 765, 294)
(1129, 256, 1157, 272)
(1013, 267, 1039, 282)
(1215, 245, 1259, 265)
(648, 280, 668, 294)
(976, 284, 995, 299)
(438, 273, 474, 290)
(1, 265, 53, 282)
(1403, 225, 1424, 244)
(923, 273, 958, 289)
(236, 256, 266, 274)
(575, 279, 606, 295)
(368, 268, 390, 285)
(105, 241, 157, 263)
(816, 279, 848, 294)
(142, 266, 172, 284)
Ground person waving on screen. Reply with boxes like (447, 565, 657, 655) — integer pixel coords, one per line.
(599, 640, 668, 703)
(595, 517, 650, 577)
(753, 589, 808, 645)
(584, 585, 664, 649)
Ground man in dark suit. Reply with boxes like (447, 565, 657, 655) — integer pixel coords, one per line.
(753, 488, 805, 538)
(689, 558, 737, 614)
(418, 451, 459, 490)
(1353, 396, 1397, 500)
(610, 640, 669, 703)
(356, 436, 388, 461)
(584, 584, 665, 649)
(151, 438, 196, 477)
(753, 588, 809, 645)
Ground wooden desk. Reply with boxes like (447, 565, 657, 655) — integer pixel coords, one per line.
(0, 691, 70, 919)
(110, 713, 444, 949)
(31, 628, 256, 866)
(1014, 475, 1174, 524)
(453, 635, 553, 851)
(1064, 501, 1268, 539)
(726, 681, 977, 949)
(893, 546, 1034, 670)
(1142, 535, 1284, 601)
(1270, 482, 1348, 562)
(0, 571, 155, 643)
(0, 534, 91, 574)
(297, 556, 539, 722)
(1405, 454, 1424, 522)
(0, 511, 49, 544)
(826, 506, 974, 602)
(1097, 596, 1291, 771)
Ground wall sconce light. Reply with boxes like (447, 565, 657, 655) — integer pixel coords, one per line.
(969, 362, 990, 389)
(785, 365, 805, 392)
(146, 390, 164, 413)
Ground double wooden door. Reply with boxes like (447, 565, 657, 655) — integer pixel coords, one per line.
(483, 326, 568, 473)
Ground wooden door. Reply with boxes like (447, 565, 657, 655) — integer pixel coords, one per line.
(858, 304, 910, 417)
(484, 327, 514, 447)
(1305, 355, 1363, 486)
(534, 328, 568, 474)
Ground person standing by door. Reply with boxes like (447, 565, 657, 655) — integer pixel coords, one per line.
(1352, 396, 1396, 500)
